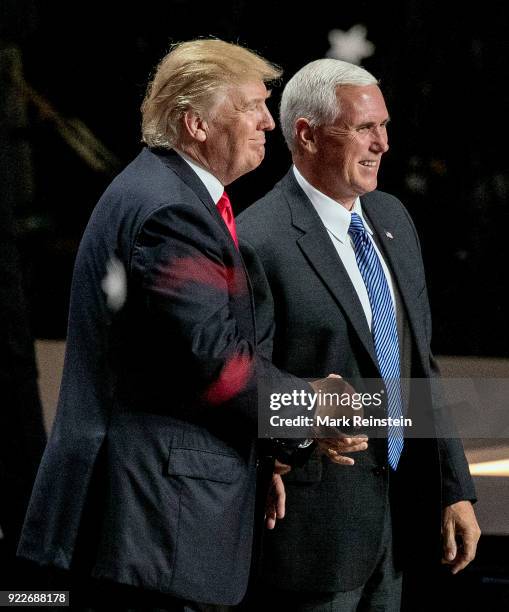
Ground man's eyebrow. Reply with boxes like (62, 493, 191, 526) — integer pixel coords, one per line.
(238, 90, 272, 109)
(356, 116, 391, 128)
(247, 92, 272, 105)
(252, 90, 272, 102)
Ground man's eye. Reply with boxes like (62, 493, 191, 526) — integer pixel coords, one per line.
(357, 126, 370, 133)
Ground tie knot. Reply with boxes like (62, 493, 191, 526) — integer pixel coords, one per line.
(217, 191, 231, 214)
(348, 212, 367, 236)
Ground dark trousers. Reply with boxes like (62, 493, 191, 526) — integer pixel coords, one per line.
(248, 503, 402, 612)
(75, 581, 233, 612)
(37, 568, 233, 612)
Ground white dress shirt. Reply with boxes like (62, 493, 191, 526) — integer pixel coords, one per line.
(175, 149, 224, 205)
(293, 165, 396, 330)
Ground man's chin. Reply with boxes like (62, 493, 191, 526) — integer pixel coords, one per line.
(248, 150, 266, 171)
(359, 179, 378, 194)
(231, 157, 265, 182)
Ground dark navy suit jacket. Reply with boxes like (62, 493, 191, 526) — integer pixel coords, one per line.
(18, 149, 308, 605)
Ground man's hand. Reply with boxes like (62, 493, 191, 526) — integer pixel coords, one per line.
(310, 373, 363, 423)
(265, 473, 285, 530)
(274, 459, 291, 475)
(310, 373, 368, 464)
(317, 435, 368, 465)
(441, 500, 481, 574)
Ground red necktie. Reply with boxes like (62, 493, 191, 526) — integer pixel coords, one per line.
(217, 191, 239, 249)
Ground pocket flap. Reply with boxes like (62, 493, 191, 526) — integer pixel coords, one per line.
(167, 447, 242, 483)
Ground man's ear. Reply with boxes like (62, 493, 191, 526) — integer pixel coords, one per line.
(182, 109, 208, 143)
(295, 118, 317, 153)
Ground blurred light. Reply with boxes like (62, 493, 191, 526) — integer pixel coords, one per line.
(326, 25, 374, 65)
(101, 256, 127, 311)
(469, 459, 509, 477)
(405, 173, 427, 194)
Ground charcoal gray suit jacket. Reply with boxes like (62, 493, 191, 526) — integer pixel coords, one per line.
(237, 169, 475, 592)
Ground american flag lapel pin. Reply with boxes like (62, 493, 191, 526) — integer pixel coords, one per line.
(385, 231, 394, 239)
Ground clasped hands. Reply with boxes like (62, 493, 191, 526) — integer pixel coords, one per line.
(311, 373, 368, 465)
(265, 373, 368, 529)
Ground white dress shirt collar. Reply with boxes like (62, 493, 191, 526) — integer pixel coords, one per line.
(292, 165, 374, 242)
(174, 149, 224, 205)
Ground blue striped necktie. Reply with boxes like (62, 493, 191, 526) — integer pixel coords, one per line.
(348, 212, 404, 470)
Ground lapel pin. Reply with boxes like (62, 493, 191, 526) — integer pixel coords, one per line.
(385, 231, 394, 239)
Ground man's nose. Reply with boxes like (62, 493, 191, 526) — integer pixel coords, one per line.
(260, 105, 276, 131)
(370, 127, 389, 153)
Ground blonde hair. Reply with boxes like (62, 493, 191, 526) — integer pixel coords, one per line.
(141, 39, 282, 149)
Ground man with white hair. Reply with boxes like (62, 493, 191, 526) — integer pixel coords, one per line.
(238, 59, 480, 611)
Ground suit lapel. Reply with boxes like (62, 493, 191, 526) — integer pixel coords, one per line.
(281, 172, 379, 369)
(361, 194, 428, 366)
(152, 148, 235, 246)
(151, 148, 257, 341)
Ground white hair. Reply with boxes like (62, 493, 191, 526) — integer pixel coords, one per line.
(280, 58, 378, 152)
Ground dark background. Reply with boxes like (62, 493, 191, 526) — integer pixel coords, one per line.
(2, 0, 509, 356)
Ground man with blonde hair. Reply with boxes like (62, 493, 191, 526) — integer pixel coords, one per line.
(17, 39, 318, 610)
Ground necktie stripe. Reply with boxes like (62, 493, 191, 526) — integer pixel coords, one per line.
(348, 212, 403, 469)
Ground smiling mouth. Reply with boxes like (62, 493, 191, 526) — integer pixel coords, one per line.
(359, 160, 377, 167)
